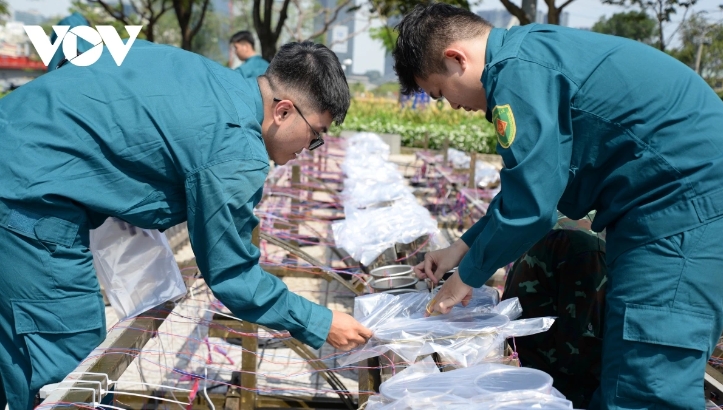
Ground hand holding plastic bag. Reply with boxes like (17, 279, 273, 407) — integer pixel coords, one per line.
(341, 289, 554, 367)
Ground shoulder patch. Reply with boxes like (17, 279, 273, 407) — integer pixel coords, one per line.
(492, 104, 516, 149)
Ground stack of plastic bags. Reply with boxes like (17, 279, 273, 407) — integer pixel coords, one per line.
(443, 148, 500, 188)
(365, 357, 573, 409)
(340, 289, 554, 368)
(332, 133, 439, 265)
(343, 288, 568, 409)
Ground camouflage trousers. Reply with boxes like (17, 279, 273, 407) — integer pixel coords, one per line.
(502, 229, 607, 408)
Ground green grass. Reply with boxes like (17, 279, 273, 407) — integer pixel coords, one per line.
(334, 98, 497, 154)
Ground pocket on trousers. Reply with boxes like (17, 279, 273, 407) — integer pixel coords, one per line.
(12, 294, 105, 391)
(616, 303, 712, 407)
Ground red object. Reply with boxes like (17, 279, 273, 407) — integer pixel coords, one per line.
(186, 379, 200, 409)
(0, 55, 46, 71)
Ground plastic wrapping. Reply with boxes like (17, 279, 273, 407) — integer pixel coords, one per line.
(342, 132, 406, 208)
(332, 197, 438, 266)
(346, 132, 390, 160)
(447, 148, 471, 169)
(366, 358, 571, 410)
(440, 149, 500, 188)
(475, 160, 500, 188)
(366, 391, 572, 410)
(333, 132, 440, 264)
(342, 155, 402, 183)
(90, 217, 187, 320)
(341, 178, 412, 209)
(341, 291, 554, 367)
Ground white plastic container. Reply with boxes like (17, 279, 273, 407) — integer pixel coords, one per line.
(370, 264, 414, 278)
(474, 367, 553, 394)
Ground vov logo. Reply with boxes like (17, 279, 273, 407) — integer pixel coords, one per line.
(24, 25, 142, 67)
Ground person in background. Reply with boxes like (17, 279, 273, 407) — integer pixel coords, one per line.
(230, 30, 269, 79)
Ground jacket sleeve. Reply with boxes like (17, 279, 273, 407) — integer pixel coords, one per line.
(185, 157, 332, 348)
(458, 58, 576, 287)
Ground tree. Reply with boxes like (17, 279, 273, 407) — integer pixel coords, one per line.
(173, 0, 212, 50)
(592, 11, 658, 45)
(191, 9, 226, 63)
(85, 0, 211, 50)
(369, 25, 397, 55)
(0, 0, 8, 21)
(253, 0, 292, 60)
(282, 0, 355, 43)
(670, 13, 723, 81)
(602, 0, 696, 51)
(368, 0, 471, 19)
(500, 0, 573, 25)
(85, 0, 173, 43)
(251, 0, 358, 60)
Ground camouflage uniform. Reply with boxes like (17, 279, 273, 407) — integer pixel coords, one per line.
(502, 229, 607, 408)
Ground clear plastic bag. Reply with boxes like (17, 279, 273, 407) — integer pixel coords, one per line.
(341, 291, 554, 367)
(346, 132, 391, 160)
(341, 178, 412, 209)
(90, 217, 187, 320)
(332, 197, 438, 266)
(367, 391, 573, 410)
(366, 357, 572, 409)
(475, 160, 500, 188)
(335, 132, 440, 264)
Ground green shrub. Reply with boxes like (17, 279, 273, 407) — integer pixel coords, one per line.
(335, 99, 497, 154)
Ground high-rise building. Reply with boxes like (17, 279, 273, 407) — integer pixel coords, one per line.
(317, 0, 387, 78)
(318, 0, 356, 73)
(14, 10, 46, 26)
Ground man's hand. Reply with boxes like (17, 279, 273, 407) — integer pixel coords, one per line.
(425, 270, 473, 317)
(326, 311, 373, 351)
(414, 239, 470, 285)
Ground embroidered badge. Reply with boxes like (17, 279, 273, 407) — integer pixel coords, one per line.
(492, 104, 516, 149)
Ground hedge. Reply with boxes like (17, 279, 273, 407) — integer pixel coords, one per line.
(334, 99, 497, 154)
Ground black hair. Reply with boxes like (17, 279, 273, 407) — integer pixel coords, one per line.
(229, 30, 256, 50)
(265, 41, 350, 125)
(393, 4, 492, 95)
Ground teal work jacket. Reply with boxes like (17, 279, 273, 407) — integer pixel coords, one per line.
(459, 25, 723, 286)
(235, 55, 269, 79)
(0, 40, 332, 348)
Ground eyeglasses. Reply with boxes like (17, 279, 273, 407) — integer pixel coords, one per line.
(273, 98, 325, 151)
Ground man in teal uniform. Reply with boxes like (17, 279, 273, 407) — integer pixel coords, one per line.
(400, 4, 723, 409)
(0, 41, 371, 409)
(230, 30, 269, 79)
(47, 12, 93, 72)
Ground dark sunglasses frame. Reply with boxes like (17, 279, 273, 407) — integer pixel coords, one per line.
(273, 98, 325, 151)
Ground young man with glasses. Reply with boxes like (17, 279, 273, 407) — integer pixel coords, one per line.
(0, 40, 371, 409)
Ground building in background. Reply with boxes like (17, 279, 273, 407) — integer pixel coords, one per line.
(318, 0, 386, 81)
(0, 16, 46, 90)
(13, 9, 45, 26)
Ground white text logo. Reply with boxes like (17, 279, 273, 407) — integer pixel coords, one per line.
(23, 25, 142, 67)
